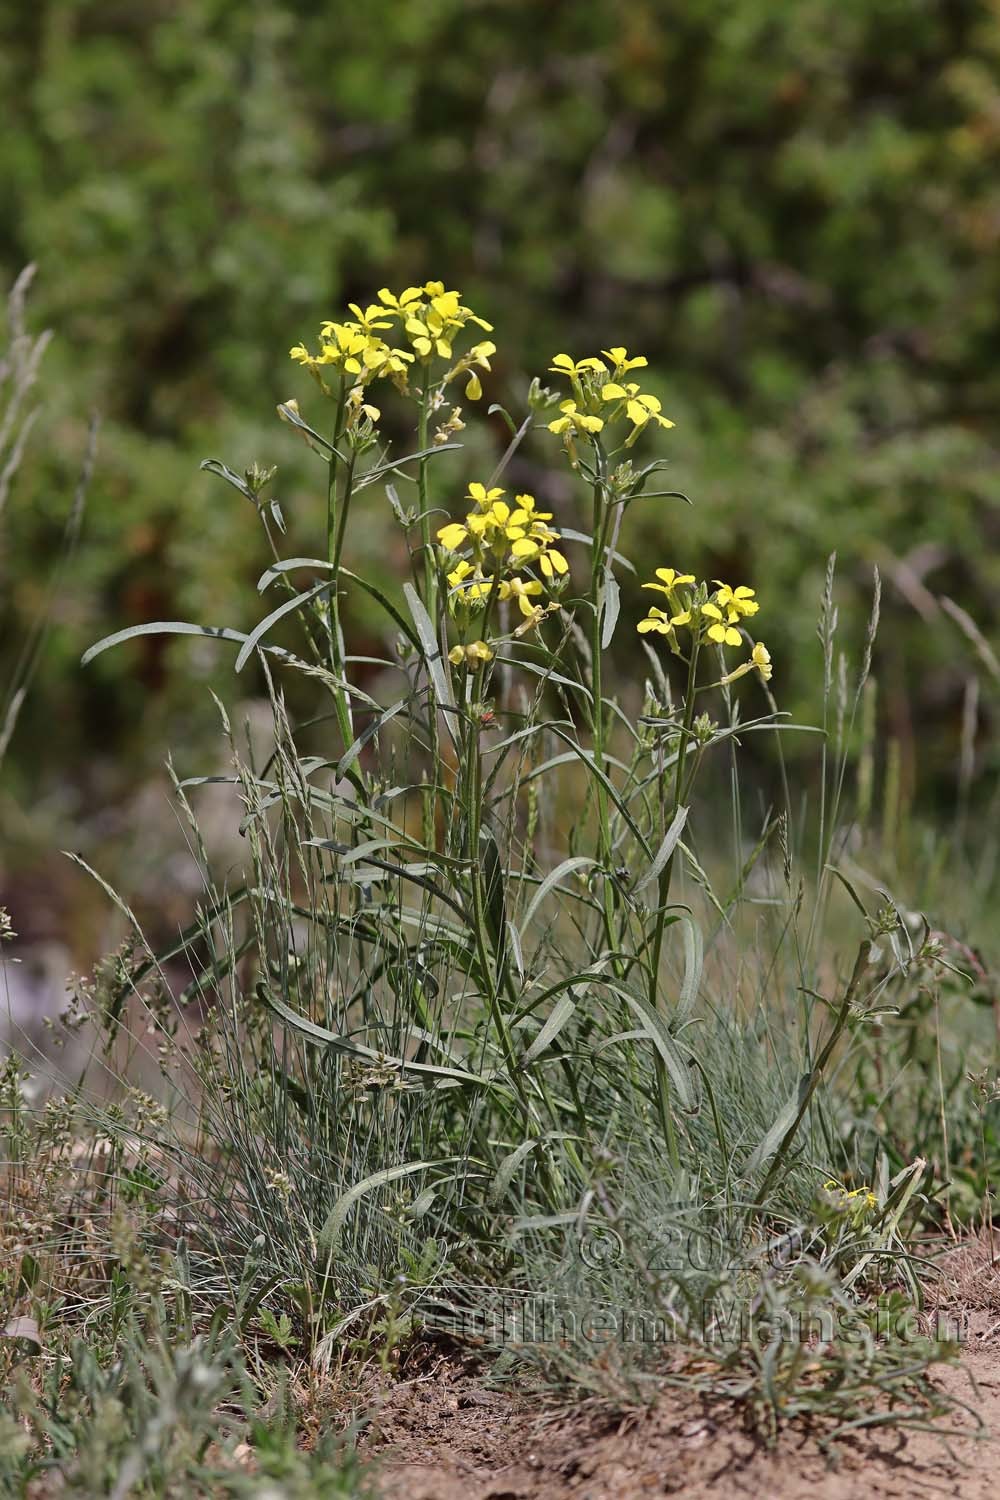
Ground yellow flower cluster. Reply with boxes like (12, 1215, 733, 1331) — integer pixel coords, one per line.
(546, 347, 675, 446)
(289, 282, 496, 410)
(437, 483, 568, 625)
(822, 1179, 879, 1213)
(636, 567, 772, 682)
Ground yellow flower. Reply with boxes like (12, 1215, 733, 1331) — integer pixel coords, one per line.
(510, 521, 569, 577)
(447, 560, 493, 605)
(751, 642, 772, 681)
(508, 493, 553, 527)
(468, 482, 505, 510)
(701, 602, 742, 647)
(600, 380, 675, 432)
(721, 642, 773, 686)
(345, 387, 381, 426)
(361, 339, 415, 378)
(822, 1179, 878, 1213)
(438, 521, 469, 551)
(549, 353, 608, 379)
(377, 286, 425, 315)
(448, 640, 494, 668)
(347, 302, 395, 333)
(437, 489, 527, 554)
(637, 606, 691, 637)
(404, 286, 493, 359)
(641, 567, 696, 597)
(548, 400, 604, 436)
(462, 339, 497, 400)
(499, 575, 544, 617)
(625, 386, 675, 432)
(601, 346, 648, 374)
(462, 502, 513, 544)
(289, 343, 313, 365)
(316, 322, 369, 374)
(713, 582, 759, 622)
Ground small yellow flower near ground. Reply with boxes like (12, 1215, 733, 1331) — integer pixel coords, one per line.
(822, 1179, 878, 1212)
(548, 400, 604, 436)
(448, 640, 494, 668)
(437, 483, 569, 591)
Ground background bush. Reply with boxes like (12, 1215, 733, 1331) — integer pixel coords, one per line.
(2, 0, 999, 908)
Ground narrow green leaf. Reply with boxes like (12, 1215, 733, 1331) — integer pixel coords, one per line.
(258, 985, 495, 1090)
(257, 558, 332, 592)
(634, 806, 689, 894)
(318, 1162, 443, 1253)
(606, 984, 698, 1113)
(676, 914, 704, 1023)
(601, 573, 621, 650)
(519, 994, 577, 1069)
(200, 458, 254, 500)
(519, 857, 597, 936)
(235, 580, 335, 673)
(743, 1075, 811, 1175)
(404, 581, 457, 742)
(82, 622, 259, 668)
(491, 1138, 545, 1202)
(336, 694, 414, 779)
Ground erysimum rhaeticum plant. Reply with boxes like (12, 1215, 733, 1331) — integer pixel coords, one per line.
(82, 280, 868, 1332)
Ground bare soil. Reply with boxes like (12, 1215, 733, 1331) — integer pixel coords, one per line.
(367, 1237, 1000, 1500)
(367, 1344, 1000, 1499)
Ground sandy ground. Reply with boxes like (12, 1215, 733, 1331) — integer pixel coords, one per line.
(364, 1232, 1000, 1498)
(367, 1347, 1000, 1499)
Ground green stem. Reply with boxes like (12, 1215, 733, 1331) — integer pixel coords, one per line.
(587, 459, 619, 960)
(326, 378, 347, 569)
(320, 380, 360, 767)
(417, 376, 437, 617)
(648, 642, 700, 1009)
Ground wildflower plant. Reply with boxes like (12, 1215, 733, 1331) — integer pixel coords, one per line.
(86, 286, 798, 1211)
(77, 283, 947, 1423)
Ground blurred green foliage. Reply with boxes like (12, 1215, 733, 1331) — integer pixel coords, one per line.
(2, 0, 999, 842)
